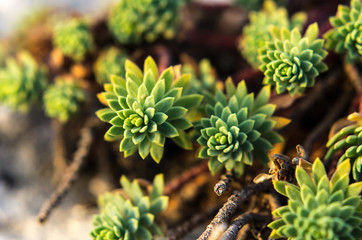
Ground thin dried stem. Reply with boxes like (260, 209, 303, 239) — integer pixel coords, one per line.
(52, 119, 67, 182)
(164, 207, 218, 240)
(37, 117, 99, 224)
(214, 172, 233, 196)
(303, 83, 353, 155)
(197, 180, 272, 240)
(344, 62, 362, 94)
(163, 160, 209, 196)
(219, 213, 271, 240)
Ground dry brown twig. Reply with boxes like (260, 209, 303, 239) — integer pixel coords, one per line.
(52, 119, 67, 182)
(37, 117, 100, 224)
(214, 172, 233, 196)
(303, 82, 353, 154)
(344, 62, 362, 94)
(163, 160, 209, 196)
(197, 180, 272, 240)
(219, 212, 271, 240)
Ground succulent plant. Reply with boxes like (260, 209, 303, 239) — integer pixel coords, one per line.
(259, 23, 328, 96)
(324, 0, 362, 63)
(234, 0, 285, 11)
(53, 18, 94, 61)
(91, 174, 168, 240)
(325, 112, 362, 181)
(0, 51, 47, 112)
(196, 78, 288, 176)
(43, 76, 86, 123)
(108, 0, 183, 44)
(94, 47, 128, 85)
(96, 56, 203, 163)
(240, 0, 306, 69)
(269, 158, 362, 239)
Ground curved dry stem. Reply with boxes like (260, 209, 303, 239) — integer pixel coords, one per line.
(37, 117, 99, 224)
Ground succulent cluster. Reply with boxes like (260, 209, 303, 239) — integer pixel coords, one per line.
(43, 77, 86, 123)
(196, 78, 287, 176)
(0, 51, 47, 112)
(269, 158, 362, 239)
(96, 56, 203, 163)
(234, 0, 285, 11)
(108, 0, 183, 44)
(94, 47, 128, 85)
(324, 0, 362, 63)
(91, 174, 168, 240)
(239, 0, 306, 69)
(259, 23, 328, 96)
(325, 112, 362, 181)
(53, 18, 94, 61)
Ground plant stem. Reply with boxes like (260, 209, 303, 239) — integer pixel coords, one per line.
(214, 172, 233, 196)
(219, 213, 271, 240)
(197, 180, 271, 240)
(37, 117, 99, 224)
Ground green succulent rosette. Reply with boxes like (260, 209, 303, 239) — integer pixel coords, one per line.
(324, 0, 362, 63)
(240, 0, 306, 69)
(108, 0, 183, 44)
(43, 77, 86, 123)
(53, 18, 94, 61)
(0, 51, 47, 112)
(96, 56, 203, 163)
(91, 174, 168, 240)
(259, 23, 328, 96)
(325, 112, 362, 181)
(196, 78, 287, 176)
(269, 158, 362, 239)
(94, 47, 128, 85)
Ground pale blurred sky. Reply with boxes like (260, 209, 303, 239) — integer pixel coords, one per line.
(0, 0, 117, 36)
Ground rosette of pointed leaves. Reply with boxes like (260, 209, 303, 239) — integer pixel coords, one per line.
(269, 158, 362, 239)
(94, 47, 128, 85)
(108, 0, 183, 44)
(96, 56, 203, 163)
(259, 23, 328, 96)
(324, 0, 362, 63)
(53, 18, 94, 61)
(91, 174, 168, 240)
(0, 51, 47, 112)
(43, 77, 86, 123)
(240, 0, 306, 69)
(196, 78, 286, 176)
(325, 112, 362, 181)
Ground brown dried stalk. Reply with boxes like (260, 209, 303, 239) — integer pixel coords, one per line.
(37, 117, 99, 224)
(214, 172, 233, 196)
(164, 207, 218, 240)
(344, 62, 362, 94)
(303, 83, 353, 154)
(163, 160, 209, 195)
(52, 119, 67, 182)
(197, 180, 272, 240)
(219, 213, 271, 240)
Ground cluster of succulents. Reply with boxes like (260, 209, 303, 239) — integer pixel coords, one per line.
(324, 0, 362, 63)
(269, 158, 362, 239)
(196, 78, 287, 176)
(96, 56, 203, 163)
(91, 174, 168, 240)
(108, 0, 183, 44)
(94, 47, 128, 85)
(0, 51, 47, 112)
(239, 0, 306, 69)
(234, 0, 285, 11)
(325, 112, 362, 181)
(43, 77, 86, 123)
(258, 23, 328, 96)
(53, 18, 94, 61)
